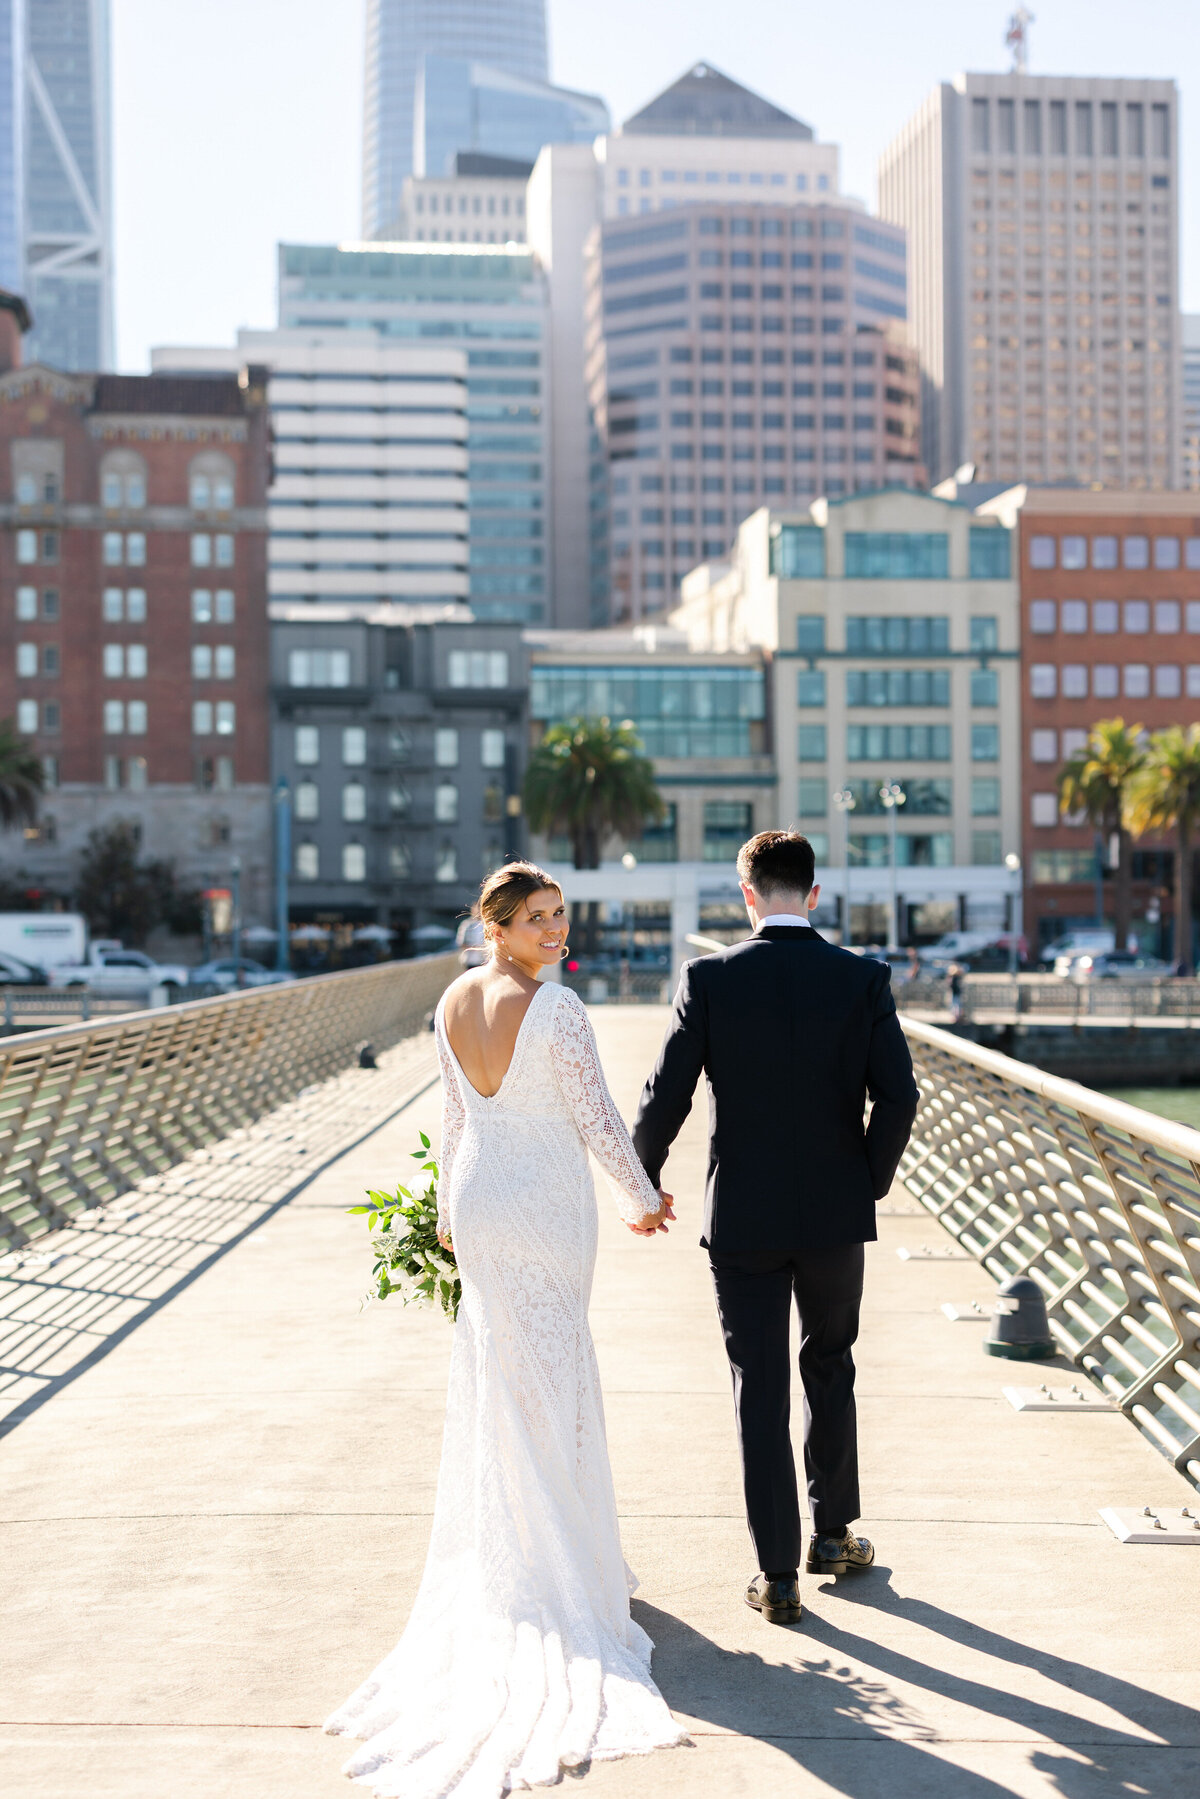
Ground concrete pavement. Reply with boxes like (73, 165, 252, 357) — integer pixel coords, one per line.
(2, 1003, 1199, 1798)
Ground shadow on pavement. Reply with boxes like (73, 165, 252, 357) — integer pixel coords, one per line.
(635, 1574, 1198, 1797)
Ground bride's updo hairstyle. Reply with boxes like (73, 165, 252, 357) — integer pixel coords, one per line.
(476, 861, 564, 949)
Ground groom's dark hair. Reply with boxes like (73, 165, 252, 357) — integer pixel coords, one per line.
(737, 830, 816, 898)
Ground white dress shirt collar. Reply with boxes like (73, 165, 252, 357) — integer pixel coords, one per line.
(758, 913, 811, 930)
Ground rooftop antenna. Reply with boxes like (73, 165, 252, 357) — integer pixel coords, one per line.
(1005, 7, 1035, 74)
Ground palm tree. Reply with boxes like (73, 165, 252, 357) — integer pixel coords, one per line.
(0, 720, 44, 833)
(1125, 725, 1200, 975)
(523, 716, 664, 870)
(1056, 718, 1145, 951)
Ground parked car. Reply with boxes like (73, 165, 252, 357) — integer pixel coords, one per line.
(1038, 929, 1114, 968)
(917, 931, 1002, 967)
(187, 957, 296, 991)
(1056, 950, 1172, 981)
(0, 950, 49, 985)
(49, 942, 191, 995)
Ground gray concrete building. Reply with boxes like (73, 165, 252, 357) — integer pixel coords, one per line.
(879, 72, 1181, 489)
(271, 607, 527, 941)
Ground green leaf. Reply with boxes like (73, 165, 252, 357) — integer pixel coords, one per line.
(419, 1131, 430, 1149)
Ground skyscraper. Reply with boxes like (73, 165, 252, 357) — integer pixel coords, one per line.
(879, 72, 1180, 489)
(0, 0, 113, 370)
(413, 56, 607, 183)
(362, 0, 548, 238)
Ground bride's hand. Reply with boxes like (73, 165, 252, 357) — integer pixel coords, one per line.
(627, 1190, 675, 1237)
(437, 1228, 453, 1253)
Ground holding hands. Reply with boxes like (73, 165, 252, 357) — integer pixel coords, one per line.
(628, 1188, 675, 1238)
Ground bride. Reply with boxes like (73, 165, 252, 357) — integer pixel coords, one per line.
(325, 862, 686, 1796)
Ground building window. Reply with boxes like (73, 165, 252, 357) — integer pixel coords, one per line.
(289, 648, 351, 687)
(1156, 600, 1181, 634)
(1093, 665, 1119, 698)
(1029, 601, 1056, 634)
(969, 616, 998, 653)
(971, 725, 999, 761)
(214, 701, 234, 735)
(1060, 536, 1087, 571)
(16, 586, 36, 620)
(104, 700, 125, 734)
(342, 782, 366, 823)
(1124, 535, 1149, 570)
(481, 728, 505, 769)
(1091, 536, 1118, 570)
(770, 525, 825, 577)
(215, 645, 235, 679)
(192, 645, 213, 679)
(1029, 535, 1056, 570)
(1093, 601, 1118, 634)
(101, 531, 123, 566)
(192, 590, 213, 623)
(1124, 601, 1150, 634)
(1155, 665, 1181, 698)
(845, 616, 949, 653)
(342, 727, 366, 766)
(388, 781, 410, 817)
(435, 727, 459, 767)
(1031, 793, 1060, 828)
(389, 842, 411, 878)
(970, 668, 998, 707)
(483, 782, 504, 823)
(435, 783, 459, 823)
(125, 533, 145, 566)
(847, 724, 951, 760)
(127, 645, 147, 679)
(971, 831, 1003, 866)
(1030, 664, 1057, 698)
(843, 532, 948, 580)
(191, 534, 212, 567)
(342, 843, 366, 882)
(1154, 537, 1180, 570)
(968, 528, 1010, 579)
(846, 669, 949, 707)
(295, 781, 319, 820)
(1124, 664, 1150, 699)
(102, 644, 125, 678)
(796, 669, 826, 706)
(448, 649, 510, 688)
(796, 616, 826, 653)
(15, 643, 37, 678)
(435, 842, 458, 883)
(295, 842, 319, 880)
(215, 534, 234, 567)
(295, 725, 319, 765)
(797, 777, 827, 818)
(215, 589, 235, 623)
(42, 699, 59, 732)
(193, 700, 213, 735)
(16, 698, 38, 733)
(971, 778, 1000, 816)
(704, 801, 752, 863)
(797, 724, 827, 761)
(1031, 729, 1058, 763)
(1061, 601, 1087, 634)
(1062, 665, 1088, 699)
(1033, 849, 1098, 884)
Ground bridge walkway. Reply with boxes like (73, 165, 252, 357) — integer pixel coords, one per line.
(2, 1005, 1198, 1798)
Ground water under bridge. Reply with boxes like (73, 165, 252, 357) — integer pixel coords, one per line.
(1, 959, 1198, 1797)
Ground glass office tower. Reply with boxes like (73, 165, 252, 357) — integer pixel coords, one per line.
(363, 0, 548, 239)
(414, 55, 608, 181)
(0, 0, 113, 369)
(279, 243, 549, 623)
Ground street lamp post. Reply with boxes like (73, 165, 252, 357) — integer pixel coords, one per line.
(1004, 851, 1022, 976)
(879, 781, 906, 949)
(230, 854, 243, 984)
(273, 778, 292, 973)
(833, 787, 857, 947)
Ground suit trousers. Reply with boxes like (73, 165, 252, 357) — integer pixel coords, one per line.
(708, 1241, 864, 1570)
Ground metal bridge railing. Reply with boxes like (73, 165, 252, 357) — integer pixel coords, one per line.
(900, 974, 1200, 1023)
(0, 952, 458, 1257)
(898, 1012, 1200, 1490)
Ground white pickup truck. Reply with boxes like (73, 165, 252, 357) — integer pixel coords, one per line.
(48, 940, 191, 997)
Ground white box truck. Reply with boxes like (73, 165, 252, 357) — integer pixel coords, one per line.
(0, 912, 87, 973)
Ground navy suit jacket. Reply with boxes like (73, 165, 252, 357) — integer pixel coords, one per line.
(631, 925, 920, 1252)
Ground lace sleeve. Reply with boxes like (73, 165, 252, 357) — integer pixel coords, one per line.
(434, 1010, 465, 1235)
(549, 989, 662, 1224)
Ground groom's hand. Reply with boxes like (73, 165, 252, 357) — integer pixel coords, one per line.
(628, 1188, 675, 1237)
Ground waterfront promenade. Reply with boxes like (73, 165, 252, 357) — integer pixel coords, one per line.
(2, 1005, 1199, 1797)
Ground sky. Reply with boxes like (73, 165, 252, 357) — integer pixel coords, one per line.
(113, 0, 1200, 372)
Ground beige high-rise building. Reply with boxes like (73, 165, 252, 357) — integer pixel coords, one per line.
(878, 73, 1180, 490)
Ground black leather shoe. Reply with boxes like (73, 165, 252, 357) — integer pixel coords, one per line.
(806, 1528, 875, 1574)
(744, 1574, 802, 1624)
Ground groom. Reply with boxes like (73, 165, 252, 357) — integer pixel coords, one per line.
(631, 830, 918, 1625)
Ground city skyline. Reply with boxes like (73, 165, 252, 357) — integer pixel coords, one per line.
(105, 0, 1200, 375)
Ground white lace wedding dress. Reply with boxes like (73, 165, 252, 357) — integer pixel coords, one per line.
(325, 980, 686, 1796)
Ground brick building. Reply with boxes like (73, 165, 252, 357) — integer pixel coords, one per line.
(0, 310, 273, 920)
(983, 487, 1200, 956)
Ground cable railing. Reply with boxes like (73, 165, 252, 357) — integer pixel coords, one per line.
(899, 973, 1200, 1022)
(898, 1012, 1200, 1491)
(0, 952, 458, 1257)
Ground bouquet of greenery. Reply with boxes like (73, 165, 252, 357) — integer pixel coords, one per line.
(347, 1131, 461, 1322)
